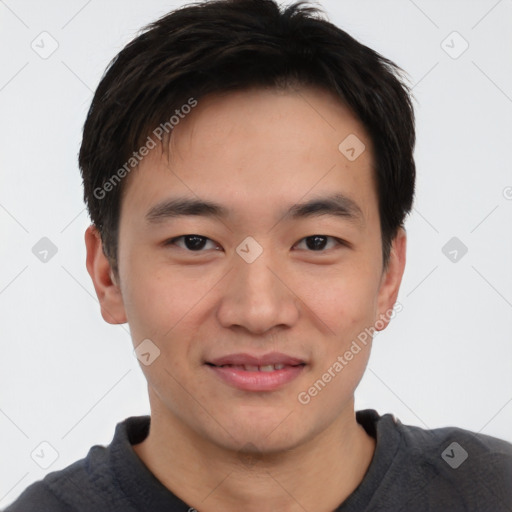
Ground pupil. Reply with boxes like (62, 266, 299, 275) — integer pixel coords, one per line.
(307, 236, 327, 251)
(185, 235, 206, 250)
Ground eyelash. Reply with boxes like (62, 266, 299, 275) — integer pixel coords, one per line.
(164, 234, 347, 252)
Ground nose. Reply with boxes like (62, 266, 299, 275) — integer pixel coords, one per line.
(216, 246, 300, 335)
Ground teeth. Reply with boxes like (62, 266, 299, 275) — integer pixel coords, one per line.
(218, 363, 290, 371)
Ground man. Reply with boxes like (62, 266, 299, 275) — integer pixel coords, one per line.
(6, 0, 512, 510)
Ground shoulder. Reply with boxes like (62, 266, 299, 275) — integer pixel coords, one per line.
(396, 417, 512, 468)
(3, 478, 64, 512)
(3, 416, 150, 512)
(3, 446, 119, 512)
(357, 410, 512, 509)
(393, 416, 512, 507)
(3, 456, 90, 512)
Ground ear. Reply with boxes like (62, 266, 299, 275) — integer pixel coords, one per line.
(374, 228, 407, 331)
(85, 225, 127, 324)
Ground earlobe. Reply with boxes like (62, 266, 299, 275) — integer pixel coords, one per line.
(375, 228, 407, 331)
(85, 225, 127, 325)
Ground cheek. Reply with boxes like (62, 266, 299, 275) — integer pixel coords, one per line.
(119, 257, 219, 348)
(119, 262, 179, 344)
(298, 265, 380, 340)
(120, 269, 203, 401)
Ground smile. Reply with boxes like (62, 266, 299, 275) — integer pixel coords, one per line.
(210, 363, 289, 371)
(205, 355, 306, 391)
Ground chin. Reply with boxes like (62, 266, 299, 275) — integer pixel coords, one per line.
(206, 409, 310, 454)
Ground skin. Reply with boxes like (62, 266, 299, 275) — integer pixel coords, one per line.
(85, 85, 406, 512)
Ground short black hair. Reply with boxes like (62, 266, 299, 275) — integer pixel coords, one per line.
(79, 0, 415, 275)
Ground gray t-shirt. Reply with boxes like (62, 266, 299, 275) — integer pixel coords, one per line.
(4, 410, 512, 511)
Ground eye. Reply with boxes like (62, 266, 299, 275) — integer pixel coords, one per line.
(165, 234, 220, 251)
(294, 235, 345, 251)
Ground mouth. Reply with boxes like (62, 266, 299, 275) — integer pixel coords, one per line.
(206, 362, 303, 372)
(205, 352, 307, 391)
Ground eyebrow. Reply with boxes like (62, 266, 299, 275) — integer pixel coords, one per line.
(145, 193, 365, 228)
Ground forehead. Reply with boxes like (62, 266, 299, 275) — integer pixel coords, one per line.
(121, 85, 376, 225)
(167, 85, 368, 161)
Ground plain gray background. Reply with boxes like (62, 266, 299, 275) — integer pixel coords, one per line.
(1, 0, 511, 507)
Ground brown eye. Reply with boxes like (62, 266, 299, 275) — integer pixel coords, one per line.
(295, 235, 343, 251)
(166, 235, 218, 251)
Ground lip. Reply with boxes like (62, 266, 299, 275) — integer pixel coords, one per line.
(207, 364, 305, 391)
(205, 352, 306, 392)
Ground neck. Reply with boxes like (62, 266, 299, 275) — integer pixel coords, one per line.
(134, 400, 375, 512)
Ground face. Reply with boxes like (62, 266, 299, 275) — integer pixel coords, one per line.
(87, 85, 406, 454)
